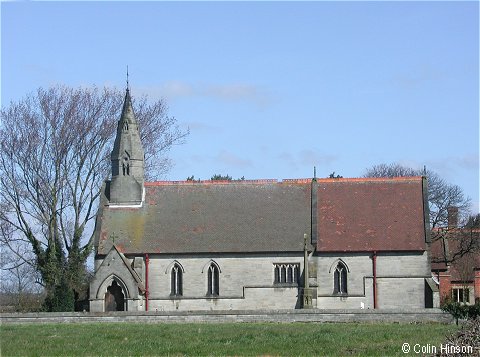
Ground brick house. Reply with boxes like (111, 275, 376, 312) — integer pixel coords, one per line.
(431, 207, 480, 305)
(89, 88, 437, 312)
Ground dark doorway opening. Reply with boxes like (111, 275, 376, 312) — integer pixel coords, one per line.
(105, 280, 125, 311)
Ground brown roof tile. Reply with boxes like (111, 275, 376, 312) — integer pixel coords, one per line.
(316, 177, 427, 252)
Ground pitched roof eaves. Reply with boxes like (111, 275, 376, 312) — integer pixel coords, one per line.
(315, 176, 424, 183)
(113, 245, 146, 291)
(316, 248, 426, 253)
(144, 176, 424, 187)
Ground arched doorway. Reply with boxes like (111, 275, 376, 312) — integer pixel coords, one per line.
(105, 280, 125, 311)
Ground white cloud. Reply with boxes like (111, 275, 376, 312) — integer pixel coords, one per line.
(161, 81, 194, 97)
(278, 152, 299, 171)
(391, 65, 446, 90)
(137, 81, 272, 108)
(278, 150, 339, 171)
(184, 121, 222, 134)
(216, 150, 253, 169)
(298, 149, 338, 166)
(455, 154, 479, 171)
(204, 84, 271, 108)
(424, 153, 479, 177)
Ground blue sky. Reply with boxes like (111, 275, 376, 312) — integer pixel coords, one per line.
(2, 1, 479, 213)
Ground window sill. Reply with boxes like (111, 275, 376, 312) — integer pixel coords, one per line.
(273, 283, 299, 288)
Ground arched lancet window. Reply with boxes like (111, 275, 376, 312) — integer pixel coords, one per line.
(122, 158, 130, 176)
(333, 262, 348, 294)
(207, 263, 219, 296)
(124, 121, 129, 131)
(170, 264, 183, 296)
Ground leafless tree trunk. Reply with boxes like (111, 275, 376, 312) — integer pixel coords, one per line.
(0, 85, 188, 310)
(0, 239, 44, 311)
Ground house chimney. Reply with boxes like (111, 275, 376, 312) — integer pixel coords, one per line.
(447, 206, 459, 228)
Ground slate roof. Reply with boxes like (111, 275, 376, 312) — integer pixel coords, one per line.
(96, 180, 312, 255)
(94, 177, 428, 256)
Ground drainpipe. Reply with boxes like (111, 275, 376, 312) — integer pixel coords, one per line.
(302, 233, 313, 309)
(304, 234, 309, 289)
(372, 251, 377, 309)
(145, 253, 149, 311)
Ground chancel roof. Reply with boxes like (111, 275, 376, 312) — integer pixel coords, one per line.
(316, 177, 428, 252)
(94, 177, 428, 256)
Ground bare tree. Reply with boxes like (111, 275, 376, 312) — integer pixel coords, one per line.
(364, 163, 471, 229)
(0, 85, 188, 310)
(0, 241, 44, 311)
(465, 214, 480, 229)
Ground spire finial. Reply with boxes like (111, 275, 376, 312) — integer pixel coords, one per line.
(126, 65, 129, 90)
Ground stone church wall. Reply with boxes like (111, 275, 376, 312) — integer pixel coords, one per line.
(376, 278, 425, 309)
(315, 253, 374, 309)
(146, 253, 304, 312)
(91, 250, 431, 311)
(314, 251, 430, 309)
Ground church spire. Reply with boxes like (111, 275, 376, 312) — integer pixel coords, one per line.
(109, 79, 145, 206)
(126, 65, 129, 90)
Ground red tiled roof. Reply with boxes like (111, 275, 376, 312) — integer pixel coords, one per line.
(317, 177, 427, 252)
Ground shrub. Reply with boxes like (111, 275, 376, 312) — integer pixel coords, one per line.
(442, 299, 480, 324)
(42, 282, 75, 312)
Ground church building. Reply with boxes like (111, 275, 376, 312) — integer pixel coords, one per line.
(89, 88, 437, 312)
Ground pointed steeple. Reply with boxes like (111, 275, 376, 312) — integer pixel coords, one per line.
(109, 85, 145, 206)
(116, 88, 137, 137)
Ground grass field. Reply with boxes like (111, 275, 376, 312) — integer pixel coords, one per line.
(1, 322, 458, 356)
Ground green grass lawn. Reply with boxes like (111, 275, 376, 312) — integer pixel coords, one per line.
(0, 322, 458, 356)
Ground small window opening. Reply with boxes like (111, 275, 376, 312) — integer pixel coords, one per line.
(122, 158, 130, 176)
(333, 262, 348, 294)
(274, 266, 280, 284)
(171, 264, 183, 296)
(452, 288, 470, 303)
(207, 263, 219, 296)
(273, 263, 299, 285)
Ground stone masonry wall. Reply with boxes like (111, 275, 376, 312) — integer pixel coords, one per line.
(146, 253, 304, 311)
(91, 250, 432, 311)
(0, 309, 453, 324)
(315, 251, 430, 309)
